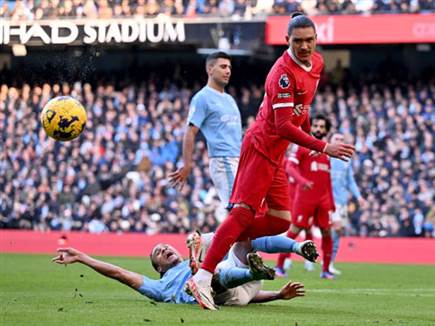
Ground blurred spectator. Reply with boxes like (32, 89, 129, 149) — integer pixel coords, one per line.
(1, 0, 433, 20)
(0, 64, 433, 236)
(312, 77, 434, 237)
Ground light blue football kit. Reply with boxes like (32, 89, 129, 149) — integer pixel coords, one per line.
(188, 86, 242, 158)
(187, 86, 242, 208)
(330, 158, 361, 206)
(330, 158, 363, 262)
(137, 260, 195, 304)
(136, 235, 301, 305)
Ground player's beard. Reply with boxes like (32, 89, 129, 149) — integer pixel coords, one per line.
(312, 131, 326, 140)
(218, 77, 229, 88)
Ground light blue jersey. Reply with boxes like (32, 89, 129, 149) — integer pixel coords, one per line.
(136, 236, 301, 305)
(137, 260, 195, 304)
(330, 158, 362, 205)
(187, 86, 242, 158)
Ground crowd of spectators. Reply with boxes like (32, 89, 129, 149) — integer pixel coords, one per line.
(313, 73, 434, 238)
(1, 0, 434, 21)
(312, 0, 435, 15)
(0, 63, 433, 237)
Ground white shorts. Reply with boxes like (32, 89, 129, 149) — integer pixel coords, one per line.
(331, 204, 349, 225)
(209, 157, 239, 208)
(214, 247, 262, 306)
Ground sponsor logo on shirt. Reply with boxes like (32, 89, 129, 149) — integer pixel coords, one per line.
(277, 92, 292, 99)
(278, 74, 290, 89)
(220, 114, 240, 124)
(310, 161, 330, 172)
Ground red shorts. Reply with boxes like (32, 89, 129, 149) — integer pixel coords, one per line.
(230, 135, 291, 212)
(292, 196, 332, 229)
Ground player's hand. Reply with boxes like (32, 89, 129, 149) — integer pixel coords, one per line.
(52, 247, 84, 265)
(324, 143, 355, 161)
(278, 281, 305, 300)
(168, 166, 191, 191)
(302, 180, 314, 191)
(309, 150, 321, 157)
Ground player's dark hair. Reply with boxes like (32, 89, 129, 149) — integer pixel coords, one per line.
(288, 12, 316, 36)
(327, 131, 342, 141)
(149, 250, 165, 278)
(150, 252, 158, 270)
(311, 114, 331, 132)
(206, 51, 231, 66)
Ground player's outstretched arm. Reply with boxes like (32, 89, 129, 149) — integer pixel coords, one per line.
(274, 109, 326, 152)
(168, 124, 199, 190)
(52, 247, 143, 290)
(274, 109, 355, 161)
(250, 281, 305, 303)
(286, 162, 313, 190)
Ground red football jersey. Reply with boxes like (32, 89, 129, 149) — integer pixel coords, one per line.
(289, 145, 334, 209)
(249, 49, 323, 165)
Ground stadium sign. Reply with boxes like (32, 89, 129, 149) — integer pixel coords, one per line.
(266, 14, 435, 45)
(0, 18, 185, 45)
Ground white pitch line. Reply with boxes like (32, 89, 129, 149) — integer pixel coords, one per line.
(308, 288, 435, 297)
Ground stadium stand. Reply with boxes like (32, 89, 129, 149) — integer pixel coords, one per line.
(0, 0, 433, 237)
(0, 62, 433, 237)
(1, 0, 434, 20)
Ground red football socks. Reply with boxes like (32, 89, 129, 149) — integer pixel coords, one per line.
(286, 230, 299, 239)
(305, 232, 313, 241)
(321, 232, 333, 272)
(201, 206, 254, 273)
(276, 253, 290, 269)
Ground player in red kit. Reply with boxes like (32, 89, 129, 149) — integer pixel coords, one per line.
(185, 13, 355, 310)
(275, 148, 315, 276)
(274, 147, 315, 276)
(276, 115, 336, 279)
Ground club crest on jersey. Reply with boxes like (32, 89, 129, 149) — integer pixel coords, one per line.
(278, 74, 290, 89)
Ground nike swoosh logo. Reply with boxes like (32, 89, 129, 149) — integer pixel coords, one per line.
(296, 91, 307, 95)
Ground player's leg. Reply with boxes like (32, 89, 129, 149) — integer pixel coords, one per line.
(236, 168, 294, 276)
(189, 230, 318, 275)
(330, 205, 346, 275)
(213, 254, 273, 293)
(186, 139, 275, 309)
(237, 165, 292, 241)
(265, 169, 296, 276)
(252, 235, 318, 262)
(319, 227, 334, 279)
(303, 228, 315, 271)
(315, 203, 334, 279)
(209, 157, 239, 219)
(214, 281, 262, 307)
(187, 230, 214, 274)
(197, 146, 277, 275)
(275, 223, 302, 277)
(275, 200, 315, 274)
(213, 239, 263, 307)
(237, 210, 292, 241)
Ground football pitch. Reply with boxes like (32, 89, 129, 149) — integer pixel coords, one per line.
(1, 254, 434, 325)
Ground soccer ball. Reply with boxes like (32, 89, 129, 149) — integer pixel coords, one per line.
(40, 96, 87, 141)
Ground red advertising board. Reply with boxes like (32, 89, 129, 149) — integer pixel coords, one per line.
(266, 14, 435, 45)
(2, 230, 435, 265)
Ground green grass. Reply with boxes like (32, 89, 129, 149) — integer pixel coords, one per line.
(1, 254, 435, 326)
